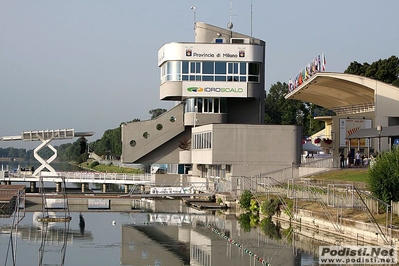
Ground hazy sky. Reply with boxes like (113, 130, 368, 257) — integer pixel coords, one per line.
(1, 0, 398, 149)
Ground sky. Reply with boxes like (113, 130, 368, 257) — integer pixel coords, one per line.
(1, 0, 398, 149)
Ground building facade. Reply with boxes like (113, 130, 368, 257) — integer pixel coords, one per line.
(121, 22, 302, 187)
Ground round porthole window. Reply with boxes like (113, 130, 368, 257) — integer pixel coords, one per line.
(170, 116, 176, 122)
(129, 140, 136, 147)
(156, 124, 163, 131)
(143, 132, 150, 139)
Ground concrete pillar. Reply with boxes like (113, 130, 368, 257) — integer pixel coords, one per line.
(124, 184, 129, 193)
(81, 183, 88, 192)
(55, 182, 62, 193)
(102, 183, 107, 193)
(30, 182, 36, 193)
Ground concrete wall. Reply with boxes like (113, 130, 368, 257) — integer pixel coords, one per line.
(121, 104, 185, 163)
(191, 124, 302, 177)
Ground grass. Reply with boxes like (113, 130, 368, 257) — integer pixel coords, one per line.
(79, 161, 142, 174)
(310, 168, 369, 183)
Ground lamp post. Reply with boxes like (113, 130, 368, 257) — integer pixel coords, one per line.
(377, 125, 383, 153)
(190, 6, 196, 39)
(194, 105, 198, 128)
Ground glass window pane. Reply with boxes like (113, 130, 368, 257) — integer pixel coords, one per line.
(202, 62, 214, 74)
(190, 75, 195, 81)
(196, 75, 201, 81)
(204, 99, 209, 112)
(214, 98, 219, 113)
(240, 63, 246, 74)
(167, 61, 181, 75)
(234, 63, 238, 74)
(182, 61, 189, 74)
(203, 76, 213, 81)
(228, 63, 233, 74)
(240, 76, 246, 82)
(248, 76, 259, 82)
(208, 98, 213, 112)
(196, 62, 201, 73)
(220, 98, 227, 113)
(182, 75, 188, 81)
(248, 63, 259, 75)
(190, 62, 196, 73)
(215, 62, 226, 74)
(197, 98, 203, 112)
(215, 76, 226, 81)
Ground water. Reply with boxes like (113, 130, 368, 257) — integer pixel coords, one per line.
(0, 199, 323, 266)
(0, 162, 322, 265)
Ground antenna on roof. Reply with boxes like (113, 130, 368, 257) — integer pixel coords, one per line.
(227, 0, 234, 39)
(250, 0, 253, 38)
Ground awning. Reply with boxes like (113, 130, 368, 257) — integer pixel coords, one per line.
(302, 142, 323, 152)
(346, 125, 399, 139)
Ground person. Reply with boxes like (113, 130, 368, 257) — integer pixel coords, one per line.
(340, 152, 345, 168)
(347, 152, 352, 167)
(355, 151, 361, 167)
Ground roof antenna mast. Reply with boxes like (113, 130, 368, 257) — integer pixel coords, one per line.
(250, 0, 253, 38)
(227, 0, 234, 39)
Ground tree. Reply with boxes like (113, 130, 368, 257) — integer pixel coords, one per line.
(79, 137, 87, 154)
(238, 190, 252, 211)
(368, 147, 399, 202)
(149, 108, 167, 119)
(265, 82, 323, 136)
(345, 55, 399, 86)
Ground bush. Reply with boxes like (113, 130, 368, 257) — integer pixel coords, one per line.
(368, 147, 399, 202)
(261, 198, 281, 218)
(90, 160, 100, 168)
(238, 190, 252, 211)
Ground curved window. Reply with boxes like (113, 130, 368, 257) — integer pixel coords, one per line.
(129, 140, 136, 147)
(156, 124, 163, 130)
(170, 116, 176, 122)
(161, 61, 260, 84)
(143, 132, 150, 139)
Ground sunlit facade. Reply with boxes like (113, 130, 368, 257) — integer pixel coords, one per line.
(121, 22, 301, 187)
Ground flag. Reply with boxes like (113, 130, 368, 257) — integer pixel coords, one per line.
(322, 53, 326, 71)
(317, 54, 321, 72)
(298, 71, 303, 85)
(314, 57, 318, 72)
(288, 77, 293, 91)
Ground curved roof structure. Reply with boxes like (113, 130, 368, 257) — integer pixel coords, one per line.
(285, 72, 377, 113)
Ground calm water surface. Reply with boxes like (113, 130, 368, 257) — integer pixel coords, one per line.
(0, 205, 322, 266)
(1, 162, 322, 265)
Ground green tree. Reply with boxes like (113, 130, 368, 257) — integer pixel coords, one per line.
(261, 198, 281, 218)
(345, 55, 399, 86)
(238, 190, 252, 211)
(265, 82, 323, 136)
(368, 147, 399, 202)
(149, 108, 167, 119)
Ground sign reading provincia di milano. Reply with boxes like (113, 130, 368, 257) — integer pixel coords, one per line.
(157, 43, 264, 66)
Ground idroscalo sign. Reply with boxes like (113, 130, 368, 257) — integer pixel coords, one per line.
(319, 245, 397, 265)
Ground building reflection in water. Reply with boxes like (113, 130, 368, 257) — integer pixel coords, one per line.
(122, 199, 296, 266)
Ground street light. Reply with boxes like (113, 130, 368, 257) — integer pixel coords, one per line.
(377, 125, 383, 153)
(194, 105, 198, 128)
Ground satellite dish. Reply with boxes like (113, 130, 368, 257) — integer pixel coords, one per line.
(227, 22, 233, 30)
